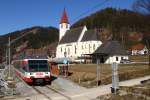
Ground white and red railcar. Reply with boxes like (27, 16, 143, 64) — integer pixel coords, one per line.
(13, 58, 53, 84)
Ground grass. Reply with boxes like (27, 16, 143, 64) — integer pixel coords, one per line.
(129, 55, 149, 62)
(97, 81, 150, 100)
(67, 63, 150, 88)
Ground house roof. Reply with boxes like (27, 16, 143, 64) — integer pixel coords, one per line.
(130, 43, 145, 50)
(59, 27, 83, 44)
(81, 30, 99, 41)
(60, 8, 69, 24)
(94, 40, 127, 56)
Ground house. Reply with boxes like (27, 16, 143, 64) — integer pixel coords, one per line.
(92, 41, 128, 64)
(56, 9, 102, 60)
(130, 43, 148, 55)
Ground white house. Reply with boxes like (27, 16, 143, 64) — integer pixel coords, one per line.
(130, 43, 148, 55)
(93, 41, 129, 64)
(56, 9, 102, 60)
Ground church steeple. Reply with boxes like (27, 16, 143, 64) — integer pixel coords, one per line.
(60, 8, 69, 24)
(59, 8, 70, 41)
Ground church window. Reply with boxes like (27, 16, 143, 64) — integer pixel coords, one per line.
(68, 48, 70, 55)
(116, 57, 118, 61)
(61, 47, 62, 52)
(64, 52, 67, 57)
(75, 46, 77, 54)
(93, 44, 95, 51)
(82, 45, 84, 49)
(121, 57, 124, 60)
(89, 44, 91, 53)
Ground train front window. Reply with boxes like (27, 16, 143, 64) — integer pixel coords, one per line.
(28, 60, 49, 72)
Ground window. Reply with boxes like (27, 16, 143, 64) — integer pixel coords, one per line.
(68, 48, 70, 55)
(28, 60, 49, 72)
(82, 45, 84, 49)
(66, 24, 68, 28)
(22, 65, 27, 72)
(116, 57, 118, 61)
(64, 48, 67, 57)
(89, 44, 91, 53)
(121, 57, 124, 60)
(64, 52, 67, 57)
(61, 24, 63, 28)
(61, 47, 62, 52)
(93, 44, 95, 51)
(75, 46, 77, 54)
(85, 45, 86, 49)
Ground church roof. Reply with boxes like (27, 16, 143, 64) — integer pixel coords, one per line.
(60, 8, 69, 24)
(94, 41, 127, 56)
(81, 30, 99, 41)
(59, 27, 84, 44)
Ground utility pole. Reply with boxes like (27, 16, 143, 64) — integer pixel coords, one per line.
(8, 37, 11, 79)
(96, 55, 101, 86)
(6, 32, 31, 79)
(5, 49, 7, 65)
(111, 62, 119, 94)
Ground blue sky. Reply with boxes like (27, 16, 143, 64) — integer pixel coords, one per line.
(0, 0, 136, 35)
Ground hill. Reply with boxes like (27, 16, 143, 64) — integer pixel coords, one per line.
(0, 8, 150, 62)
(72, 8, 150, 48)
(0, 26, 59, 59)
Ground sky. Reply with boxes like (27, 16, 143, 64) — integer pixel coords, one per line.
(0, 0, 136, 35)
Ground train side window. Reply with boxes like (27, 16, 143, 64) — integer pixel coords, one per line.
(22, 66, 26, 71)
(22, 65, 28, 72)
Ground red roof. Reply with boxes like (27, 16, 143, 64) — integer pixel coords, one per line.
(131, 43, 145, 50)
(60, 8, 69, 24)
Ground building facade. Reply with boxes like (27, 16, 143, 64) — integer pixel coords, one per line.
(56, 9, 102, 60)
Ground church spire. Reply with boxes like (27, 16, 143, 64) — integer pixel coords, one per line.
(59, 8, 70, 41)
(60, 8, 69, 24)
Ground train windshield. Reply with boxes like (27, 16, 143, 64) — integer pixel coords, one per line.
(28, 60, 49, 72)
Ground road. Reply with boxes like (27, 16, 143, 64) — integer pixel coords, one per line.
(10, 75, 150, 100)
(72, 75, 150, 99)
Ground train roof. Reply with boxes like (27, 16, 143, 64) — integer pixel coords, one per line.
(14, 55, 48, 60)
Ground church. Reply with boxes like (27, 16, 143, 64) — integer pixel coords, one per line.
(56, 9, 102, 61)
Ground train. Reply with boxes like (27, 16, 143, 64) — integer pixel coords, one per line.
(13, 56, 59, 85)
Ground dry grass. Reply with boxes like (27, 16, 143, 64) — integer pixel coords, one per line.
(97, 81, 150, 100)
(129, 55, 149, 62)
(67, 63, 150, 88)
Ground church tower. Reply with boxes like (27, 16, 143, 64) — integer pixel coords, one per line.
(59, 8, 70, 41)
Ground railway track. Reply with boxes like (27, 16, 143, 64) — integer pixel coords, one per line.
(32, 86, 52, 100)
(46, 85, 71, 100)
(33, 85, 72, 100)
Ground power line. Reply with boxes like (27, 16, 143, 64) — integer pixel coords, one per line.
(71, 0, 110, 24)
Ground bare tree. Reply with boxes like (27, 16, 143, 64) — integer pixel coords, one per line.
(132, 0, 150, 15)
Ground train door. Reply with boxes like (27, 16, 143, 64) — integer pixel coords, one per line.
(50, 63, 59, 77)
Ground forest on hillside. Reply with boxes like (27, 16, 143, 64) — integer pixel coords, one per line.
(0, 0, 150, 62)
(0, 26, 58, 59)
(72, 0, 150, 49)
